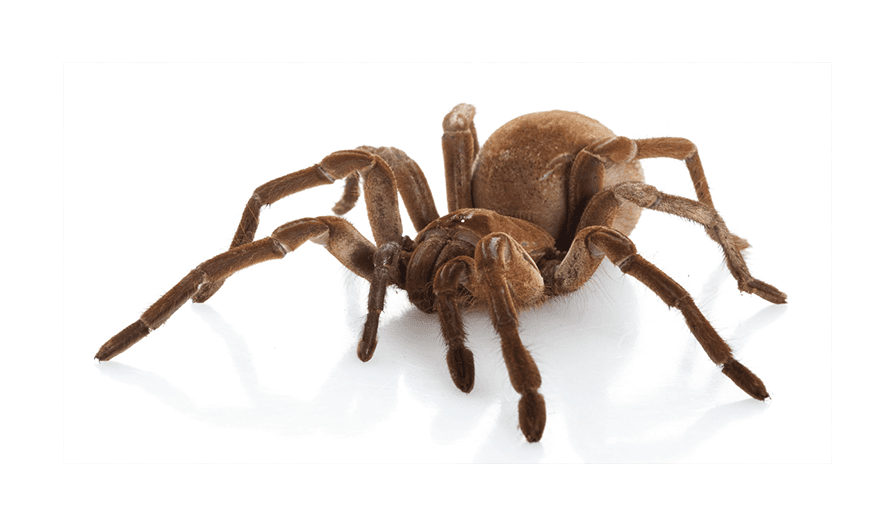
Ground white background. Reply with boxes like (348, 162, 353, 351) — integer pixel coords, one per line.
(64, 63, 830, 463)
(6, 1, 887, 523)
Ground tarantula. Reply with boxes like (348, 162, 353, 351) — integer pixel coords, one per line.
(96, 103, 786, 442)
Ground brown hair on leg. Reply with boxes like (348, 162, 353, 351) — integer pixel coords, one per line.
(472, 233, 548, 442)
(433, 257, 476, 393)
(633, 137, 712, 206)
(97, 217, 377, 361)
(357, 241, 402, 362)
(441, 103, 479, 212)
(587, 226, 769, 400)
(610, 182, 785, 304)
(332, 173, 361, 215)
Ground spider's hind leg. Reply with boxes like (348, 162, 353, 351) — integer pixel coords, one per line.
(575, 137, 780, 302)
(609, 182, 786, 304)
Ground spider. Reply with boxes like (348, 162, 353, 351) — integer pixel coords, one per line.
(96, 103, 786, 443)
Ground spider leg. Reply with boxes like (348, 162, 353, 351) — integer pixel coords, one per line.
(96, 217, 376, 361)
(570, 136, 749, 250)
(441, 103, 479, 211)
(547, 225, 769, 401)
(356, 146, 440, 231)
(635, 136, 752, 250)
(433, 256, 477, 393)
(469, 233, 548, 442)
(591, 182, 786, 304)
(582, 136, 716, 206)
(356, 241, 402, 362)
(632, 137, 716, 207)
(195, 147, 434, 302)
(331, 172, 361, 215)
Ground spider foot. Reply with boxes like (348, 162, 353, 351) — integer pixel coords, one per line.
(357, 314, 380, 363)
(357, 336, 377, 363)
(446, 346, 475, 393)
(95, 320, 150, 361)
(722, 360, 770, 401)
(740, 278, 787, 304)
(518, 389, 546, 442)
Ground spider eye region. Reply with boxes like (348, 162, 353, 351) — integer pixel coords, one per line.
(449, 211, 474, 224)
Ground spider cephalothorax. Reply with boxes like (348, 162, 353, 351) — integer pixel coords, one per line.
(97, 103, 785, 442)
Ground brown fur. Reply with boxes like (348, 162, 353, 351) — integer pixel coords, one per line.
(97, 104, 786, 442)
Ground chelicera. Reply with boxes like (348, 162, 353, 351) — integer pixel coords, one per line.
(97, 103, 786, 442)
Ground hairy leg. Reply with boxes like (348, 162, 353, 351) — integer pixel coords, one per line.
(356, 146, 440, 231)
(356, 241, 403, 362)
(195, 148, 416, 302)
(604, 182, 785, 303)
(469, 233, 548, 442)
(633, 136, 715, 208)
(96, 216, 376, 361)
(582, 136, 715, 207)
(572, 135, 749, 250)
(441, 103, 479, 211)
(433, 256, 476, 393)
(547, 225, 769, 400)
(331, 173, 361, 215)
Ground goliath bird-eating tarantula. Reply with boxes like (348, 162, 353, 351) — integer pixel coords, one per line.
(96, 103, 786, 443)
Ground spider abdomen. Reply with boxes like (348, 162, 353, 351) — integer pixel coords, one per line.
(471, 110, 644, 244)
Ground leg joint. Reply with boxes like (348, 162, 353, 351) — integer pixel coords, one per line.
(434, 258, 470, 295)
(270, 238, 289, 258)
(315, 164, 335, 182)
(586, 136, 638, 163)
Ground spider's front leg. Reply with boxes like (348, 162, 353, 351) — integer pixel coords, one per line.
(428, 233, 548, 441)
(568, 136, 751, 253)
(433, 256, 476, 393)
(96, 217, 377, 361)
(470, 233, 548, 442)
